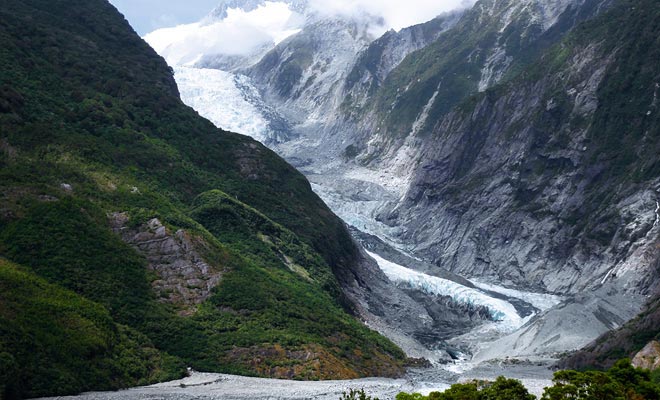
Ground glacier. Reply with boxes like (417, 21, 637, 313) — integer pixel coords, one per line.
(366, 251, 529, 333)
(470, 280, 562, 312)
(175, 66, 286, 143)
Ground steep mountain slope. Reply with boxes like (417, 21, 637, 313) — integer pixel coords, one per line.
(352, 0, 612, 139)
(0, 0, 410, 397)
(372, 0, 660, 358)
(254, 12, 464, 171)
(383, 0, 660, 294)
(560, 289, 660, 370)
(342, 12, 463, 115)
(245, 12, 461, 128)
(246, 17, 374, 124)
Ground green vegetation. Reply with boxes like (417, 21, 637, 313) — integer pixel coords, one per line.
(396, 377, 534, 400)
(542, 359, 660, 400)
(394, 360, 660, 400)
(0, 259, 184, 398)
(0, 0, 405, 398)
(0, 198, 154, 325)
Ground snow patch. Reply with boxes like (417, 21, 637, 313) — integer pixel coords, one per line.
(411, 89, 439, 135)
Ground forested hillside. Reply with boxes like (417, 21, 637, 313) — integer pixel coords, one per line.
(0, 0, 405, 398)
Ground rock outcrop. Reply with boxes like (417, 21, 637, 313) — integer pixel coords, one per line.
(632, 341, 660, 371)
(110, 213, 223, 313)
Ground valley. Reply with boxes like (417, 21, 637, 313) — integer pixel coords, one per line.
(157, 0, 660, 372)
(1, 0, 659, 398)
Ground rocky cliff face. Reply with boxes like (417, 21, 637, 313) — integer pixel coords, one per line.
(110, 213, 224, 314)
(632, 341, 660, 371)
(375, 0, 660, 295)
(345, 0, 611, 144)
(363, 0, 659, 358)
(246, 17, 374, 125)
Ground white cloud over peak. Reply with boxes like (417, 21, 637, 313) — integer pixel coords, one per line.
(308, 0, 473, 32)
(145, 0, 474, 67)
(144, 2, 303, 66)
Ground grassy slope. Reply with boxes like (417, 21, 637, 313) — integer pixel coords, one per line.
(0, 0, 404, 397)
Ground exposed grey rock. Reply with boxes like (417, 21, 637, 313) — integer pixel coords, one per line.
(206, 0, 308, 21)
(336, 244, 455, 364)
(382, 38, 658, 298)
(109, 213, 223, 313)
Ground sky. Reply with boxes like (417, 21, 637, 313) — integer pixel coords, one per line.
(108, 0, 220, 35)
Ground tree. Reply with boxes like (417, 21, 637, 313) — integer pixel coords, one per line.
(541, 360, 660, 400)
(433, 381, 480, 400)
(480, 377, 536, 400)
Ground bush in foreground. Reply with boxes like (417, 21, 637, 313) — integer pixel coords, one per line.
(392, 360, 660, 400)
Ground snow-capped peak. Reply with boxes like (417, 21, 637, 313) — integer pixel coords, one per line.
(205, 0, 309, 21)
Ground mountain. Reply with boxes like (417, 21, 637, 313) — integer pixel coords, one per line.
(348, 0, 659, 359)
(207, 0, 308, 20)
(164, 0, 660, 367)
(0, 0, 422, 397)
(397, 0, 659, 288)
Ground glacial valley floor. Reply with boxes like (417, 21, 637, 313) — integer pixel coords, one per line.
(39, 363, 554, 400)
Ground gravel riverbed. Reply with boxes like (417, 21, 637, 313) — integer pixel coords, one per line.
(39, 362, 554, 400)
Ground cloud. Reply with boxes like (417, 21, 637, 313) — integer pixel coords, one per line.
(144, 0, 475, 66)
(144, 2, 304, 65)
(308, 0, 474, 33)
